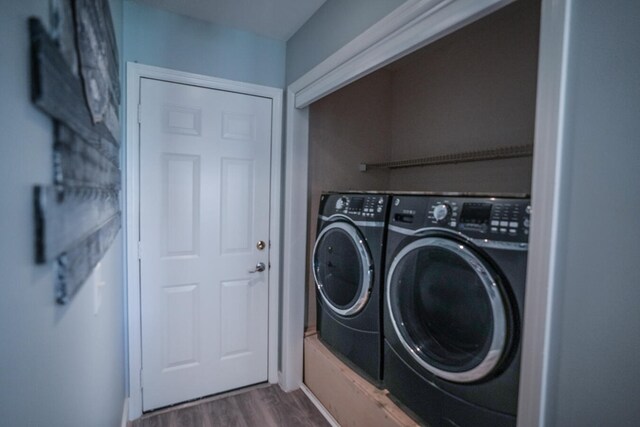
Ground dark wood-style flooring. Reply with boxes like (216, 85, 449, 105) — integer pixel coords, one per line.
(132, 384, 331, 427)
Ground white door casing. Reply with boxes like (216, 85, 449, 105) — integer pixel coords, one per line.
(282, 0, 518, 392)
(126, 64, 283, 420)
(283, 0, 563, 425)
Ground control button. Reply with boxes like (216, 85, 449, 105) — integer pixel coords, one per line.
(377, 207, 382, 212)
(509, 229, 517, 235)
(433, 203, 452, 223)
(523, 218, 530, 228)
(509, 221, 518, 228)
(500, 228, 507, 233)
(491, 220, 499, 226)
(378, 197, 384, 205)
(526, 205, 532, 214)
(491, 227, 498, 233)
(450, 221, 457, 227)
(500, 221, 509, 227)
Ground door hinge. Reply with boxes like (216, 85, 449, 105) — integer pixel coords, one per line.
(138, 241, 142, 260)
(137, 104, 142, 124)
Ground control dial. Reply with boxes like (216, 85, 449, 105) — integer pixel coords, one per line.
(433, 203, 452, 223)
(335, 197, 348, 210)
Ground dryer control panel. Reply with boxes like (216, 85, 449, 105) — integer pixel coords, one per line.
(320, 193, 390, 221)
(390, 195, 530, 243)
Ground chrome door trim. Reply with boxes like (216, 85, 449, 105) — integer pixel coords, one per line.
(313, 221, 373, 316)
(386, 237, 507, 383)
(387, 224, 528, 251)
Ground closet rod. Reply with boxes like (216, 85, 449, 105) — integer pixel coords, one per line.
(359, 144, 533, 172)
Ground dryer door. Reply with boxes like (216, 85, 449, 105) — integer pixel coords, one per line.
(386, 237, 509, 383)
(313, 222, 373, 317)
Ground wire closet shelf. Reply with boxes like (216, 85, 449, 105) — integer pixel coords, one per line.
(359, 144, 533, 172)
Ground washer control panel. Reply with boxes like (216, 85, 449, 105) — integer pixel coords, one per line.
(391, 195, 530, 243)
(321, 193, 389, 221)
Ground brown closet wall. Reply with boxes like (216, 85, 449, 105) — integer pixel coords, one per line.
(388, 0, 540, 192)
(306, 72, 393, 327)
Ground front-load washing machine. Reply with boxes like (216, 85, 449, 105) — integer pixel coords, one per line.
(313, 192, 390, 385)
(384, 194, 530, 427)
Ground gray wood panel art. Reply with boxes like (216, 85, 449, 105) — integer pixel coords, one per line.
(54, 124, 121, 194)
(55, 213, 121, 304)
(29, 0, 121, 304)
(34, 186, 120, 263)
(30, 18, 119, 166)
(75, 0, 120, 141)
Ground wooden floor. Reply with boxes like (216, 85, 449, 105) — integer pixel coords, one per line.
(132, 384, 331, 427)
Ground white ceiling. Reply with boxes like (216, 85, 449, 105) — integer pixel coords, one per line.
(132, 0, 327, 41)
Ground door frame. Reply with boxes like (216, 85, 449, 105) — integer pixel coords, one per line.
(281, 0, 518, 391)
(125, 63, 283, 420)
(281, 0, 565, 426)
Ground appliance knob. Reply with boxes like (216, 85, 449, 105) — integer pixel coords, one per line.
(433, 203, 451, 223)
(335, 197, 347, 210)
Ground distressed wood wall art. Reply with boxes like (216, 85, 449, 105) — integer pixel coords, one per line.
(30, 0, 121, 305)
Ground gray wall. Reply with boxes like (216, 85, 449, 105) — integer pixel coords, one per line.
(0, 0, 126, 426)
(124, 0, 286, 88)
(544, 0, 640, 425)
(286, 0, 406, 85)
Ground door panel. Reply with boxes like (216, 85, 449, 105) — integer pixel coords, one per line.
(163, 154, 200, 256)
(140, 78, 272, 411)
(220, 158, 254, 254)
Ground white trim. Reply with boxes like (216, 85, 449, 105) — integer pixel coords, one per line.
(300, 384, 341, 427)
(517, 1, 572, 426)
(125, 63, 283, 419)
(281, 0, 516, 393)
(121, 397, 129, 427)
(279, 88, 308, 391)
(291, 0, 515, 108)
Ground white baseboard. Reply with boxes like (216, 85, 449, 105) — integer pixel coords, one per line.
(121, 397, 129, 427)
(300, 383, 340, 427)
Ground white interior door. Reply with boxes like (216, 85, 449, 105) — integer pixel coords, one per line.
(139, 78, 272, 411)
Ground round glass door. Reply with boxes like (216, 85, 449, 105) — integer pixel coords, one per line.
(313, 222, 373, 316)
(386, 237, 508, 383)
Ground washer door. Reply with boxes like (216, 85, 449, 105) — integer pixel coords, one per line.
(313, 222, 373, 317)
(386, 237, 509, 383)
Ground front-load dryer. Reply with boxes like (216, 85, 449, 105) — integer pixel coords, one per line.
(313, 192, 390, 385)
(384, 194, 530, 427)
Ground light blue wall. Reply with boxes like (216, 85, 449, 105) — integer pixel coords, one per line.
(123, 0, 286, 88)
(545, 0, 640, 425)
(0, 0, 126, 426)
(286, 0, 406, 84)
